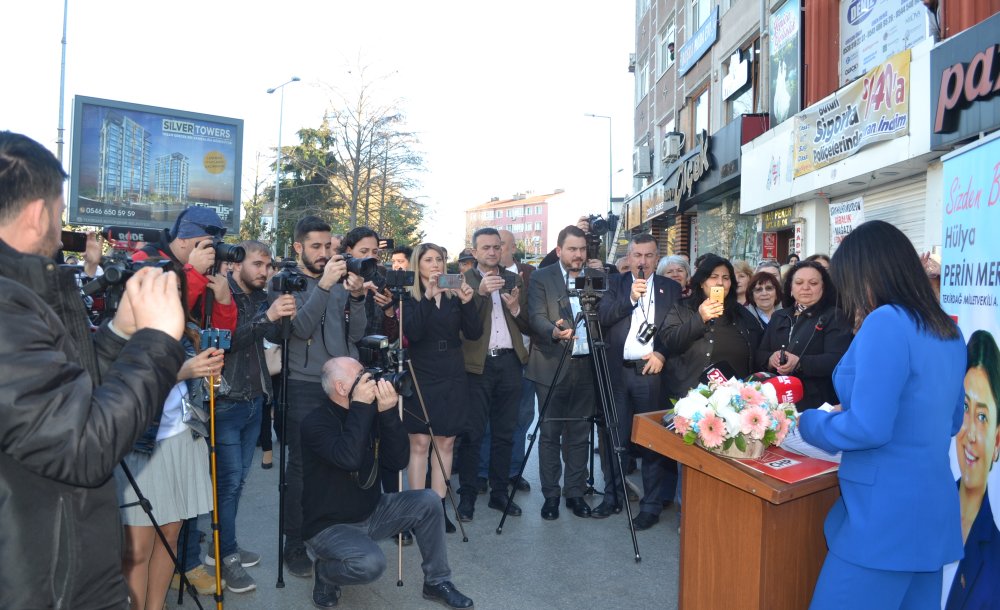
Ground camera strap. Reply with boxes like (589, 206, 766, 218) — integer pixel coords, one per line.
(635, 274, 654, 324)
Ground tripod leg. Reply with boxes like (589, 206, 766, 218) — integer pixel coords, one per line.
(276, 333, 291, 588)
(177, 521, 189, 604)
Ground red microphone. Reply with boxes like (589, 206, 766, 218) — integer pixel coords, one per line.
(761, 375, 804, 404)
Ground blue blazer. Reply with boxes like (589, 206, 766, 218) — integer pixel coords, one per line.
(946, 490, 1000, 609)
(799, 305, 967, 571)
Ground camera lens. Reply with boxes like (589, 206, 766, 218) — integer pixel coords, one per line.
(385, 370, 413, 397)
(343, 255, 378, 281)
(214, 241, 246, 263)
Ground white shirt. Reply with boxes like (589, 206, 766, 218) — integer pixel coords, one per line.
(623, 273, 655, 360)
(480, 266, 515, 350)
(156, 383, 189, 441)
(560, 263, 589, 356)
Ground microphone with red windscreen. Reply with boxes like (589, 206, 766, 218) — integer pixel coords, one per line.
(760, 375, 804, 405)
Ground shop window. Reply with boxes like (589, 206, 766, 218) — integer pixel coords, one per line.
(726, 39, 760, 123)
(659, 20, 676, 75)
(692, 87, 710, 137)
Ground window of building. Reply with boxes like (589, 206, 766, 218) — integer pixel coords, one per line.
(535, 206, 542, 214)
(691, 0, 712, 29)
(692, 87, 710, 136)
(726, 39, 760, 123)
(535, 222, 542, 230)
(635, 56, 649, 104)
(658, 21, 676, 75)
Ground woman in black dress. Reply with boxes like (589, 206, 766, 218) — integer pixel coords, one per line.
(402, 243, 481, 520)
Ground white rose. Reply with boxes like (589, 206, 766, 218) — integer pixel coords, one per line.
(708, 386, 736, 411)
(716, 404, 742, 437)
(674, 391, 709, 419)
(760, 382, 778, 405)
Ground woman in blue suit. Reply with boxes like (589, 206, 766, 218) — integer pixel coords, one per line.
(799, 220, 967, 609)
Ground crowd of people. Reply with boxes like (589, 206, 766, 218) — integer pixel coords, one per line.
(0, 129, 984, 610)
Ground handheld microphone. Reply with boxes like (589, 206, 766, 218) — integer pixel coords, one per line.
(637, 264, 646, 280)
(760, 375, 804, 404)
(103, 226, 164, 245)
(699, 361, 738, 386)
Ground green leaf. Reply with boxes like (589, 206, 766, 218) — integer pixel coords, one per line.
(683, 431, 697, 445)
(735, 435, 747, 452)
(723, 437, 735, 450)
(763, 429, 776, 445)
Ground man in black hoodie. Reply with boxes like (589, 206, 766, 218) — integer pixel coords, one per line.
(300, 357, 474, 609)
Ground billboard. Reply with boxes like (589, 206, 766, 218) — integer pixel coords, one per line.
(939, 132, 1000, 609)
(793, 50, 910, 177)
(769, 0, 800, 126)
(840, 0, 928, 87)
(69, 96, 243, 234)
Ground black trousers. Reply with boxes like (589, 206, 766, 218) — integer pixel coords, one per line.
(535, 357, 596, 499)
(283, 379, 332, 548)
(456, 352, 521, 498)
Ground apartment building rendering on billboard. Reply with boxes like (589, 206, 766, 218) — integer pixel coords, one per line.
(153, 152, 190, 203)
(97, 111, 151, 204)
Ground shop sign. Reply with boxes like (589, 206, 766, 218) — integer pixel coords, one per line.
(761, 206, 793, 231)
(723, 51, 751, 100)
(762, 231, 778, 259)
(930, 11, 1000, 149)
(839, 0, 927, 87)
(794, 223, 804, 255)
(829, 196, 865, 250)
(769, 0, 801, 125)
(794, 50, 911, 177)
(678, 7, 719, 76)
(663, 132, 711, 210)
(690, 216, 699, 259)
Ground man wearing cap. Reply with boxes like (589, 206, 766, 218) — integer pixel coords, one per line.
(132, 206, 237, 331)
(457, 249, 476, 274)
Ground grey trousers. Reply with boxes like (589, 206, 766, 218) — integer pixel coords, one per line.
(305, 489, 451, 587)
(535, 357, 596, 499)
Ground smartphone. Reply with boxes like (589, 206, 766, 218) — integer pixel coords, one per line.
(502, 274, 517, 293)
(437, 274, 464, 289)
(710, 285, 725, 304)
(61, 230, 89, 253)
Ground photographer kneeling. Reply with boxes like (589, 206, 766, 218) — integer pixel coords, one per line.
(300, 357, 474, 609)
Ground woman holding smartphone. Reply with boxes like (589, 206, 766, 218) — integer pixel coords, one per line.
(663, 254, 762, 398)
(756, 261, 852, 411)
(799, 220, 967, 608)
(401, 243, 482, 532)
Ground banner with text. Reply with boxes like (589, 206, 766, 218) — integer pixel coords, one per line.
(939, 133, 1000, 609)
(794, 50, 911, 178)
(829, 196, 865, 252)
(840, 0, 928, 86)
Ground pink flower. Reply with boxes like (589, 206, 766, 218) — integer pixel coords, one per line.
(698, 413, 726, 448)
(740, 406, 770, 440)
(740, 386, 766, 407)
(674, 416, 691, 435)
(775, 415, 792, 444)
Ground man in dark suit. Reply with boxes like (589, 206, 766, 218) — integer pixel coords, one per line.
(525, 226, 606, 520)
(595, 233, 681, 530)
(455, 228, 530, 521)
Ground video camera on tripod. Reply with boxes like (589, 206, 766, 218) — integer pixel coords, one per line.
(583, 213, 618, 261)
(357, 335, 413, 397)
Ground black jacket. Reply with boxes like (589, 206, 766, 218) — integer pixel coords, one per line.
(0, 239, 184, 609)
(662, 299, 763, 398)
(219, 275, 281, 401)
(755, 304, 853, 410)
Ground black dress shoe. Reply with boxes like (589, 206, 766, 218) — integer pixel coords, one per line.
(423, 580, 474, 609)
(510, 475, 530, 492)
(312, 579, 340, 608)
(565, 497, 591, 518)
(457, 495, 475, 522)
(632, 511, 660, 530)
(591, 500, 622, 519)
(540, 497, 559, 520)
(392, 530, 414, 546)
(488, 495, 521, 516)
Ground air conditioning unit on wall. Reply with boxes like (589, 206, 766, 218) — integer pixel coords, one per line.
(661, 132, 685, 163)
(633, 145, 652, 178)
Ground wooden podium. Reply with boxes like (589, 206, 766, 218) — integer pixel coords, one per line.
(633, 411, 840, 610)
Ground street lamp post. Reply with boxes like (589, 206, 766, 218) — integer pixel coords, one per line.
(584, 113, 613, 219)
(267, 76, 301, 255)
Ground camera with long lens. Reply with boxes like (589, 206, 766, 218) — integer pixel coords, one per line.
(80, 253, 173, 323)
(212, 237, 245, 264)
(269, 259, 309, 293)
(584, 213, 619, 261)
(341, 254, 379, 283)
(357, 334, 413, 397)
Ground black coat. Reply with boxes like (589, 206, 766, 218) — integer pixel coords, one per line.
(755, 304, 853, 410)
(0, 240, 185, 609)
(662, 299, 763, 398)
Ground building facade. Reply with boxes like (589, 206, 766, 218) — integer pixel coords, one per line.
(97, 111, 151, 204)
(153, 152, 190, 203)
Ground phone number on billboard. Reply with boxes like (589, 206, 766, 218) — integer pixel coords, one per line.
(81, 207, 137, 217)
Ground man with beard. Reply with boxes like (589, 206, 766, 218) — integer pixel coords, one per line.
(189, 240, 297, 591)
(278, 216, 367, 577)
(0, 131, 186, 609)
(525, 225, 603, 520)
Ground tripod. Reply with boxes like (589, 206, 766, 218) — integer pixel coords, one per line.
(495, 284, 641, 562)
(274, 307, 293, 588)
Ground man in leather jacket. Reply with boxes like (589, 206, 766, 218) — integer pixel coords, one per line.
(0, 131, 187, 609)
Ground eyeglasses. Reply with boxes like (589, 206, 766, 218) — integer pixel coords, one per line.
(752, 285, 775, 293)
(190, 222, 226, 237)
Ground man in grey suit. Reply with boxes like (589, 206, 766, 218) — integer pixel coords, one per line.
(525, 225, 605, 520)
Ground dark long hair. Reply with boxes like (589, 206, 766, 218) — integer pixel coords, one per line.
(687, 254, 739, 322)
(831, 220, 958, 339)
(967, 330, 1000, 411)
(782, 260, 837, 311)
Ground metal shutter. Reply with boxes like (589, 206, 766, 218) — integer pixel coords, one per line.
(860, 177, 927, 252)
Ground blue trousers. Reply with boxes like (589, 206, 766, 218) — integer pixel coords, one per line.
(811, 551, 943, 610)
(214, 396, 263, 556)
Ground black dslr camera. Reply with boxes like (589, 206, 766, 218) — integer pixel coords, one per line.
(584, 213, 618, 261)
(357, 335, 413, 397)
(212, 238, 245, 264)
(269, 259, 309, 293)
(341, 254, 379, 283)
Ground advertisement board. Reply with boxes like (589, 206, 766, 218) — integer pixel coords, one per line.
(794, 50, 910, 178)
(69, 96, 243, 234)
(769, 0, 800, 126)
(939, 133, 1000, 609)
(839, 0, 928, 86)
(829, 196, 865, 251)
(677, 7, 719, 77)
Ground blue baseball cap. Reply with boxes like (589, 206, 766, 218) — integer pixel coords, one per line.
(172, 207, 226, 240)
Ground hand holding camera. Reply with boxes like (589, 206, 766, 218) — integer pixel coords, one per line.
(206, 273, 232, 305)
(266, 294, 298, 321)
(374, 379, 399, 412)
(500, 286, 520, 314)
(188, 240, 216, 275)
(115, 267, 186, 340)
(178, 348, 225, 381)
(478, 272, 505, 296)
(699, 286, 725, 323)
(318, 255, 348, 290)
